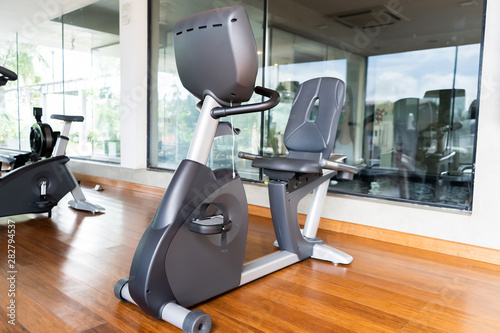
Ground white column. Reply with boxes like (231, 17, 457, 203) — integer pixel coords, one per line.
(119, 0, 148, 169)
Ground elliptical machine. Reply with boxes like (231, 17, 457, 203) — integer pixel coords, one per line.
(0, 66, 105, 218)
(114, 6, 357, 333)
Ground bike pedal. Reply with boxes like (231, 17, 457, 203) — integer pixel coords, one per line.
(189, 215, 232, 235)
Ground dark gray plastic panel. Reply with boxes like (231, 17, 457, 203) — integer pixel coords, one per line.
(284, 77, 345, 159)
(252, 156, 322, 174)
(0, 156, 75, 217)
(268, 174, 331, 260)
(128, 160, 248, 317)
(215, 122, 240, 137)
(173, 6, 258, 106)
(166, 173, 248, 307)
(50, 114, 85, 122)
(128, 160, 217, 318)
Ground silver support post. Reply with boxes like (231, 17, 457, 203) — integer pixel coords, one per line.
(161, 302, 192, 330)
(120, 281, 211, 332)
(303, 178, 330, 239)
(67, 164, 105, 214)
(186, 95, 221, 165)
(51, 121, 72, 157)
(240, 251, 299, 286)
(119, 282, 137, 305)
(51, 119, 106, 214)
(312, 243, 353, 264)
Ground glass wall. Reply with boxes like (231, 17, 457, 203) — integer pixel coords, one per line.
(0, 36, 23, 151)
(1, 22, 64, 152)
(148, 0, 484, 210)
(148, 0, 265, 180)
(0, 0, 120, 162)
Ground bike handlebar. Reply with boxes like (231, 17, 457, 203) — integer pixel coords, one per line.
(319, 159, 359, 174)
(210, 86, 280, 119)
(0, 66, 18, 81)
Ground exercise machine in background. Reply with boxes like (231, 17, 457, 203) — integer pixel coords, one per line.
(0, 66, 104, 218)
(114, 6, 357, 332)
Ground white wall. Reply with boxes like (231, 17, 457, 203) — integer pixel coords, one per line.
(72, 1, 500, 251)
(119, 0, 148, 169)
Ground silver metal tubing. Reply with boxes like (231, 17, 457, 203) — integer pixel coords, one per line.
(303, 179, 330, 239)
(312, 243, 353, 265)
(161, 302, 191, 330)
(186, 95, 221, 164)
(237, 151, 261, 160)
(240, 251, 299, 286)
(119, 282, 137, 305)
(51, 121, 72, 157)
(119, 282, 210, 332)
(66, 164, 105, 213)
(319, 158, 359, 174)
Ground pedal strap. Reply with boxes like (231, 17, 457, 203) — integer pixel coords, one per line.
(189, 202, 232, 252)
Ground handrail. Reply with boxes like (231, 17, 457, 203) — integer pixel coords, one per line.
(319, 159, 359, 174)
(237, 151, 261, 160)
(210, 86, 280, 119)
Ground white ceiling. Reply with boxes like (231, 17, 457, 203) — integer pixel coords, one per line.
(0, 0, 119, 51)
(154, 0, 484, 57)
(271, 0, 484, 56)
(0, 0, 485, 57)
(0, 0, 98, 37)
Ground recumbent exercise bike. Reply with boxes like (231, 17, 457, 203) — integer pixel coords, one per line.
(114, 6, 357, 332)
(0, 65, 104, 218)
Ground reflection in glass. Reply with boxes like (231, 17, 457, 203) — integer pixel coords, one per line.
(263, 0, 483, 209)
(149, 0, 265, 180)
(58, 1, 121, 160)
(147, 0, 483, 209)
(0, 36, 21, 150)
(0, 0, 120, 162)
(347, 44, 480, 207)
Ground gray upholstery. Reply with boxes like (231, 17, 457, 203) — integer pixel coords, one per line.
(252, 157, 322, 174)
(252, 77, 345, 175)
(51, 114, 84, 122)
(173, 6, 258, 106)
(284, 77, 345, 159)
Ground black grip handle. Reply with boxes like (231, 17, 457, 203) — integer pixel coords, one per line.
(0, 66, 18, 81)
(237, 151, 261, 160)
(210, 86, 280, 119)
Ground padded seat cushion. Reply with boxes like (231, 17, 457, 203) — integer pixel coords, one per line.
(51, 114, 84, 122)
(252, 157, 321, 174)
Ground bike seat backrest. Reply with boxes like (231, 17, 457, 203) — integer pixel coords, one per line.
(173, 6, 258, 106)
(284, 77, 345, 160)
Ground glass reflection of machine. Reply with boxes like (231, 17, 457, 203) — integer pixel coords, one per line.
(361, 88, 473, 201)
(417, 89, 465, 178)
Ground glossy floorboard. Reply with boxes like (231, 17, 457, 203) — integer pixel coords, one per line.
(1, 183, 500, 332)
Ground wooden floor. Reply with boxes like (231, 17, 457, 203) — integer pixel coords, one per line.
(1, 183, 500, 333)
